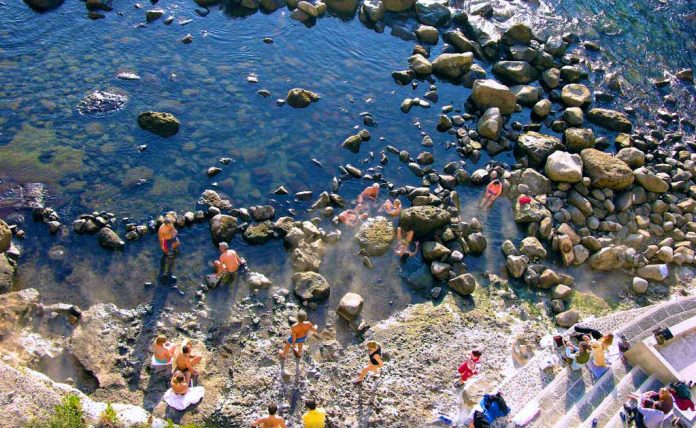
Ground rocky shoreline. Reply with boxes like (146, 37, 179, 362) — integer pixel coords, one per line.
(3, 0, 696, 425)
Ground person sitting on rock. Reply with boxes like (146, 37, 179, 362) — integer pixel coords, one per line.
(158, 216, 179, 284)
(337, 209, 368, 227)
(353, 341, 383, 384)
(174, 339, 202, 384)
(357, 183, 380, 205)
(252, 403, 286, 428)
(213, 242, 246, 284)
(381, 199, 402, 217)
(152, 334, 177, 366)
(279, 311, 317, 359)
(564, 340, 590, 371)
(456, 349, 482, 385)
(480, 179, 503, 209)
(163, 372, 205, 411)
(394, 227, 418, 260)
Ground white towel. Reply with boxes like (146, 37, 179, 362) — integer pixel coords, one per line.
(163, 386, 205, 411)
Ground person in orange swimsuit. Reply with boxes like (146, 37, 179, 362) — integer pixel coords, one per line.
(381, 199, 402, 217)
(480, 179, 503, 209)
(251, 403, 286, 428)
(279, 311, 318, 359)
(158, 216, 179, 284)
(357, 183, 380, 205)
(213, 242, 246, 285)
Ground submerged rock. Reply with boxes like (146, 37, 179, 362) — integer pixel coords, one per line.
(286, 88, 320, 108)
(199, 189, 232, 211)
(77, 91, 128, 116)
(243, 221, 275, 245)
(137, 112, 180, 137)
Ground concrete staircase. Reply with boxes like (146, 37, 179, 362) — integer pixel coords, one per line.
(498, 295, 696, 428)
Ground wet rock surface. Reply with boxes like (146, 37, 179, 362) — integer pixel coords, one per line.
(76, 91, 128, 115)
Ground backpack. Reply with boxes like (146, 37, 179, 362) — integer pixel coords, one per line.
(673, 381, 692, 400)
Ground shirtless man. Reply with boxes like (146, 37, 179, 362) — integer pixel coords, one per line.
(158, 217, 179, 284)
(251, 403, 286, 428)
(279, 311, 317, 359)
(174, 339, 202, 384)
(213, 242, 246, 284)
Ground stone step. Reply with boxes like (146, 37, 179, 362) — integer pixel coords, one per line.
(603, 375, 663, 428)
(553, 364, 649, 428)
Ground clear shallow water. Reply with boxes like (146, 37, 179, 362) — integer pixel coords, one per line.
(0, 0, 693, 322)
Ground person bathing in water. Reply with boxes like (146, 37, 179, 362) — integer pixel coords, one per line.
(353, 341, 383, 384)
(152, 334, 177, 365)
(380, 199, 402, 217)
(480, 179, 503, 209)
(279, 311, 318, 359)
(357, 183, 380, 205)
(394, 227, 419, 260)
(213, 242, 246, 284)
(158, 216, 179, 284)
(337, 207, 369, 227)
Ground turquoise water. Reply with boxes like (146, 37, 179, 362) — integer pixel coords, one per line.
(0, 0, 694, 320)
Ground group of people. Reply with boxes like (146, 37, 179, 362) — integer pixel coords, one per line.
(152, 336, 205, 411)
(563, 326, 614, 372)
(158, 214, 247, 287)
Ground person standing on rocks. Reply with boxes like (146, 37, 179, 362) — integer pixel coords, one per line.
(301, 399, 326, 428)
(251, 403, 286, 428)
(158, 217, 179, 284)
(353, 340, 383, 384)
(279, 311, 317, 359)
(213, 242, 246, 285)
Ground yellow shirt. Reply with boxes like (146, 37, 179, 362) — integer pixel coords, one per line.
(302, 409, 326, 428)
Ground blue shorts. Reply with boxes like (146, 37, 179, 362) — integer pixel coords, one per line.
(287, 336, 307, 344)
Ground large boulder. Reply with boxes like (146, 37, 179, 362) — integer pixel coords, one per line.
(634, 167, 669, 193)
(502, 23, 533, 45)
(431, 53, 474, 79)
(513, 198, 551, 223)
(408, 54, 433, 76)
(415, 0, 450, 26)
(476, 107, 503, 140)
(361, 0, 384, 21)
(616, 147, 645, 168)
(97, 228, 124, 250)
(292, 272, 330, 302)
(23, 0, 64, 11)
(545, 151, 583, 183)
(415, 25, 439, 44)
(382, 0, 414, 12)
(448, 273, 477, 296)
(444, 30, 478, 54)
(399, 206, 451, 238)
(286, 88, 320, 108)
(210, 214, 238, 244)
(517, 131, 563, 166)
(0, 220, 10, 254)
(564, 128, 595, 152)
(137, 112, 180, 137)
(422, 242, 451, 262)
(519, 236, 547, 259)
(555, 309, 579, 327)
(520, 168, 552, 195)
(324, 0, 358, 14)
(242, 221, 275, 245)
(587, 108, 633, 132)
(291, 240, 323, 272)
(471, 80, 516, 115)
(337, 293, 364, 321)
(506, 255, 528, 278)
(354, 217, 395, 256)
(637, 264, 668, 282)
(580, 148, 634, 190)
(0, 254, 16, 293)
(492, 61, 539, 84)
(560, 84, 591, 107)
(589, 245, 624, 271)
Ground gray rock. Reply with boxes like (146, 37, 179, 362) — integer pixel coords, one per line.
(414, 0, 450, 26)
(510, 85, 540, 107)
(555, 309, 579, 327)
(616, 148, 645, 168)
(137, 112, 179, 137)
(422, 241, 451, 262)
(492, 61, 539, 85)
(532, 99, 552, 118)
(634, 167, 669, 193)
(581, 148, 634, 190)
(560, 84, 591, 107)
(431, 53, 474, 79)
(337, 292, 364, 321)
(408, 54, 433, 76)
(562, 107, 584, 127)
(517, 131, 563, 166)
(564, 128, 595, 152)
(636, 264, 668, 282)
(519, 236, 547, 259)
(477, 107, 503, 140)
(448, 273, 477, 296)
(97, 228, 124, 250)
(545, 151, 583, 183)
(399, 206, 451, 238)
(292, 271, 330, 302)
(286, 88, 320, 108)
(506, 255, 528, 278)
(415, 25, 439, 44)
(632, 277, 648, 294)
(471, 79, 516, 115)
(587, 108, 632, 132)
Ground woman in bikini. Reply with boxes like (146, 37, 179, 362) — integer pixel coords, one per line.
(480, 179, 503, 209)
(152, 334, 177, 365)
(353, 341, 383, 384)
